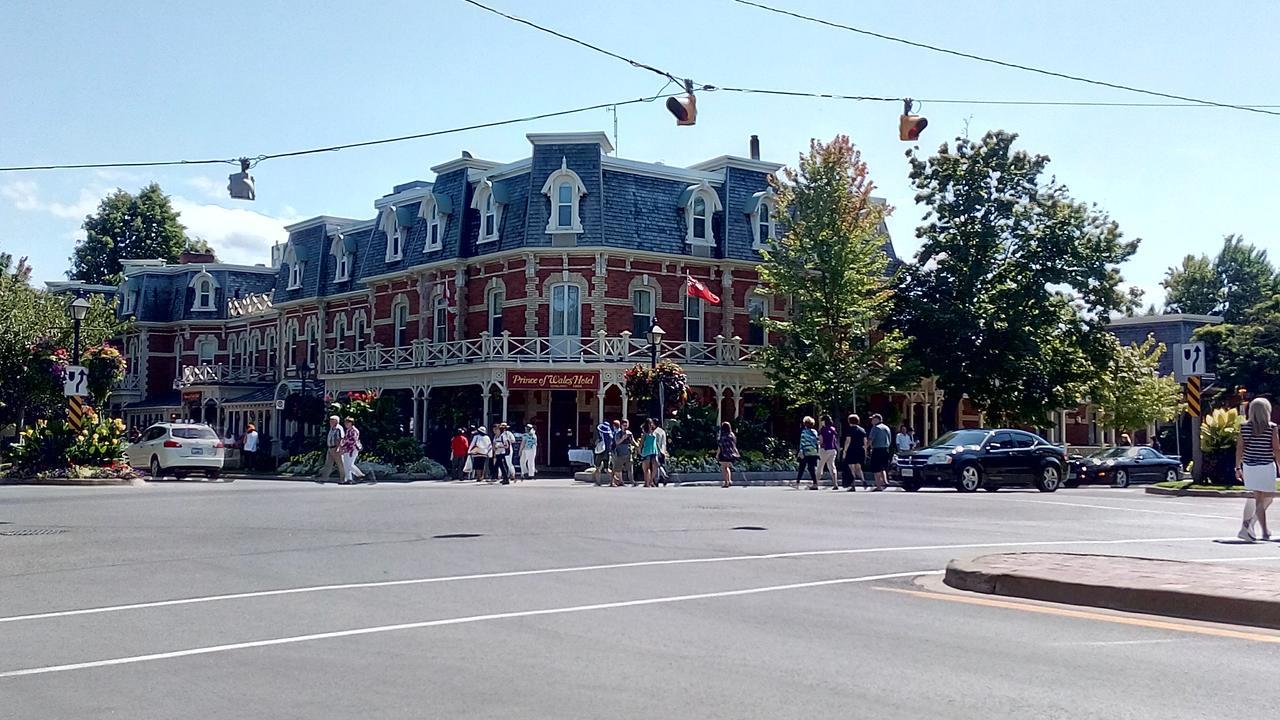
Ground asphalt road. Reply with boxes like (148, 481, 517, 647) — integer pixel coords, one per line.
(2, 479, 1277, 719)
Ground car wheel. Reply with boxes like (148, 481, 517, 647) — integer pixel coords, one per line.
(149, 456, 163, 480)
(206, 469, 221, 481)
(1112, 469, 1130, 488)
(1164, 468, 1179, 483)
(982, 483, 1000, 492)
(956, 464, 982, 492)
(900, 480, 921, 492)
(1036, 465, 1062, 492)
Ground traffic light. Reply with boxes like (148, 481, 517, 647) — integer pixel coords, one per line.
(898, 98, 927, 141)
(666, 79, 697, 126)
(227, 158, 256, 201)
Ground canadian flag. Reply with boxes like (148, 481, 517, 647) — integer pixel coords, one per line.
(439, 278, 456, 314)
(686, 274, 721, 305)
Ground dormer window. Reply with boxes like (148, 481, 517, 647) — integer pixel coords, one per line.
(382, 206, 412, 261)
(540, 158, 586, 235)
(330, 232, 355, 282)
(189, 270, 218, 312)
(471, 180, 504, 245)
(749, 189, 778, 249)
(419, 193, 451, 252)
(680, 181, 723, 246)
(282, 241, 304, 290)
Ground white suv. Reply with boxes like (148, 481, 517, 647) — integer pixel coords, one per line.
(126, 423, 227, 480)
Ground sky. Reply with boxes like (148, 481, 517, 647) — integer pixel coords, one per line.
(2, 0, 1278, 307)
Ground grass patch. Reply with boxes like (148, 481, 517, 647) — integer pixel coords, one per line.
(1153, 480, 1277, 492)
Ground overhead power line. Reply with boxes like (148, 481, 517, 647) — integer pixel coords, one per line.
(459, 0, 686, 86)
(730, 0, 1280, 117)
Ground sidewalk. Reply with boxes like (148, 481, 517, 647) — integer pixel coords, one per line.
(945, 552, 1280, 630)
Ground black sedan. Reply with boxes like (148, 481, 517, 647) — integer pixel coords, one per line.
(1065, 446, 1182, 488)
(896, 428, 1067, 493)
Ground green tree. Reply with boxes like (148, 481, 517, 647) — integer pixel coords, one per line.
(895, 130, 1140, 428)
(1196, 294, 1280, 400)
(0, 255, 123, 430)
(756, 135, 906, 416)
(69, 183, 188, 285)
(1161, 254, 1220, 316)
(1161, 235, 1276, 322)
(1090, 335, 1184, 434)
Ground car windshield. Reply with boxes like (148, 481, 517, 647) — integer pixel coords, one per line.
(930, 430, 990, 448)
(172, 426, 218, 440)
(1087, 447, 1135, 459)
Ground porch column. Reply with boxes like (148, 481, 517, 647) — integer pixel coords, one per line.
(734, 387, 744, 419)
(621, 387, 629, 420)
(1059, 410, 1068, 445)
(501, 387, 510, 424)
(596, 386, 604, 423)
(714, 385, 724, 426)
(922, 402, 931, 444)
(482, 384, 491, 429)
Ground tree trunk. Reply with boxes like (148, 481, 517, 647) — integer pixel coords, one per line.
(940, 394, 962, 433)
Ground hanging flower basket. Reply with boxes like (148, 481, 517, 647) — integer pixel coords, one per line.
(623, 360, 690, 409)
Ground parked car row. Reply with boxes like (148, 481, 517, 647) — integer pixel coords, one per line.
(894, 428, 1182, 492)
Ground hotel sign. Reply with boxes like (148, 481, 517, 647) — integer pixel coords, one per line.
(506, 370, 600, 391)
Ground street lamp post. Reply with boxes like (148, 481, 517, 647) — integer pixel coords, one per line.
(68, 294, 90, 366)
(646, 324, 666, 426)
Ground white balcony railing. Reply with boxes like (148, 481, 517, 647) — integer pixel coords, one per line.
(227, 291, 274, 318)
(178, 364, 276, 386)
(114, 374, 145, 391)
(322, 331, 759, 375)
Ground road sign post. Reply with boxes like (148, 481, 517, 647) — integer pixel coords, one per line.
(1186, 375, 1203, 482)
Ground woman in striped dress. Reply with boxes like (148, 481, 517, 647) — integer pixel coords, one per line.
(1236, 397, 1279, 542)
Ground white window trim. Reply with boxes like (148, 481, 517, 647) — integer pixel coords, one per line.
(471, 180, 504, 245)
(196, 337, 217, 365)
(333, 315, 347, 351)
(747, 293, 769, 344)
(684, 294, 704, 342)
(419, 196, 447, 252)
(682, 181, 723, 247)
(330, 233, 353, 282)
(392, 298, 410, 347)
(433, 296, 449, 344)
(189, 271, 219, 312)
(282, 242, 304, 290)
(381, 207, 407, 262)
(750, 189, 778, 250)
(540, 157, 587, 235)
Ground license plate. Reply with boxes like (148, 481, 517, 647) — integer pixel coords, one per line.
(190, 448, 203, 456)
(900, 468, 913, 477)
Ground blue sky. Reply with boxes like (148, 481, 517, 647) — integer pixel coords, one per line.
(2, 0, 1277, 306)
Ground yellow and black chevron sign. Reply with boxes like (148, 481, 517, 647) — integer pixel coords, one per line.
(1185, 375, 1202, 418)
(66, 396, 86, 432)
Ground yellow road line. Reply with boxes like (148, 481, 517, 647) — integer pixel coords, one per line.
(874, 586, 1280, 644)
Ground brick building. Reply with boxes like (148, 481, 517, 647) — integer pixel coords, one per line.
(112, 131, 904, 466)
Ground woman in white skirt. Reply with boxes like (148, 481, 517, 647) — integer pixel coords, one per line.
(519, 424, 538, 481)
(1236, 397, 1279, 541)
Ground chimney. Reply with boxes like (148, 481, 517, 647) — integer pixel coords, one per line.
(749, 135, 760, 161)
(178, 250, 217, 265)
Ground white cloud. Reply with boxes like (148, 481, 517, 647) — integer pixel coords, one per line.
(185, 176, 227, 200)
(171, 196, 301, 266)
(1, 180, 99, 218)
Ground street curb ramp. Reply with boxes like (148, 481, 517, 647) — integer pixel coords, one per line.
(944, 552, 1280, 631)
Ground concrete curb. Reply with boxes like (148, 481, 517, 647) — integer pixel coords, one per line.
(945, 553, 1280, 630)
(1, 477, 139, 487)
(1145, 485, 1252, 498)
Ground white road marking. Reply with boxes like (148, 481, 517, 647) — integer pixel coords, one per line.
(998, 497, 1235, 520)
(0, 535, 1222, 625)
(0, 570, 938, 679)
(1184, 555, 1280, 563)
(1057, 639, 1186, 647)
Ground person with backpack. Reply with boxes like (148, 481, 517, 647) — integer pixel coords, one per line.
(468, 426, 492, 482)
(592, 420, 615, 486)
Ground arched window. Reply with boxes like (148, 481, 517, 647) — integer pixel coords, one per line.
(487, 283, 505, 336)
(190, 271, 219, 311)
(419, 193, 450, 252)
(246, 331, 259, 368)
(334, 315, 347, 352)
(540, 158, 587, 235)
(749, 190, 778, 249)
(227, 335, 240, 369)
(392, 299, 410, 348)
(681, 181, 722, 246)
(284, 321, 299, 367)
(264, 329, 277, 368)
(471, 180, 503, 245)
(352, 311, 367, 351)
(684, 294, 703, 343)
(331, 232, 354, 282)
(304, 320, 319, 367)
(632, 288, 654, 338)
(433, 296, 449, 343)
(381, 206, 411, 261)
(483, 195, 496, 238)
(747, 295, 768, 345)
(197, 337, 217, 366)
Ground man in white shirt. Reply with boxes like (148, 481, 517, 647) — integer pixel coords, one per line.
(241, 423, 260, 471)
(315, 416, 346, 484)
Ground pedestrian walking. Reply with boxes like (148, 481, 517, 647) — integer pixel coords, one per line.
(1119, 433, 1133, 447)
(493, 422, 515, 484)
(339, 416, 371, 484)
(640, 419, 660, 487)
(592, 420, 615, 486)
(867, 413, 892, 491)
(895, 424, 915, 454)
(795, 416, 820, 489)
(842, 414, 867, 491)
(718, 421, 740, 488)
(653, 419, 669, 486)
(1236, 397, 1280, 542)
(315, 415, 347, 484)
(519, 424, 538, 481)
(240, 423, 259, 472)
(450, 428, 470, 480)
(611, 419, 636, 486)
(818, 414, 841, 489)
(468, 426, 492, 482)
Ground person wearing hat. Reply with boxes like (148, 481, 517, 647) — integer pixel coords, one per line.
(492, 422, 515, 484)
(315, 415, 347, 484)
(592, 420, 615, 486)
(468, 426, 492, 482)
(450, 428, 470, 481)
(519, 423, 538, 481)
(240, 422, 259, 472)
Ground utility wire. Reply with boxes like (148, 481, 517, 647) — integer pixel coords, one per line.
(713, 87, 1280, 108)
(0, 92, 682, 173)
(459, 0, 686, 86)
(730, 0, 1280, 117)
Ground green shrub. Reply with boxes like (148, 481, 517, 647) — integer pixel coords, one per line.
(404, 457, 448, 479)
(374, 437, 424, 467)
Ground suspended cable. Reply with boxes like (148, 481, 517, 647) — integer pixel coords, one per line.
(729, 0, 1280, 117)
